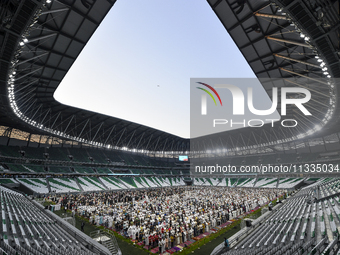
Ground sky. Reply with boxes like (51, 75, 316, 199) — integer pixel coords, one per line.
(54, 0, 257, 139)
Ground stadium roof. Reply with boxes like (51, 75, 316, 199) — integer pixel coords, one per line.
(0, 0, 339, 154)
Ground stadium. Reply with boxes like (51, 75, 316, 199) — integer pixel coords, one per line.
(0, 0, 339, 255)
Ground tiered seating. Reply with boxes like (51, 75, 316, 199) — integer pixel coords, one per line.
(22, 165, 45, 173)
(194, 178, 205, 186)
(209, 178, 220, 186)
(163, 177, 173, 186)
(239, 178, 255, 187)
(23, 147, 45, 159)
(0, 164, 6, 172)
(68, 148, 90, 162)
(229, 178, 238, 187)
(48, 178, 80, 193)
(301, 152, 320, 162)
(278, 178, 304, 189)
(307, 177, 321, 182)
(105, 151, 123, 163)
(87, 148, 108, 163)
(118, 152, 135, 165)
(244, 156, 259, 165)
(0, 145, 21, 158)
(236, 178, 248, 187)
(17, 178, 49, 193)
(230, 157, 244, 166)
(99, 177, 124, 190)
(149, 177, 162, 187)
(138, 177, 151, 187)
(131, 154, 149, 165)
(6, 164, 31, 173)
(130, 169, 141, 174)
(216, 178, 228, 187)
(151, 177, 168, 187)
(0, 179, 17, 185)
(169, 177, 185, 186)
(222, 178, 340, 255)
(202, 178, 213, 186)
(181, 169, 190, 175)
(94, 168, 113, 174)
(77, 177, 105, 192)
(143, 177, 159, 187)
(0, 185, 95, 254)
(48, 166, 72, 173)
(153, 169, 168, 175)
(133, 177, 147, 188)
(254, 178, 277, 188)
(119, 177, 138, 188)
(278, 153, 298, 164)
(47, 147, 70, 161)
(261, 154, 278, 164)
(73, 167, 95, 174)
(142, 169, 154, 175)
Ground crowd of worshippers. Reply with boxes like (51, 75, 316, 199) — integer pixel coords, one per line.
(54, 187, 284, 251)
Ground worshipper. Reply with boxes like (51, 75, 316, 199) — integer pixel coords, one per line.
(224, 237, 230, 251)
(54, 186, 284, 250)
(158, 237, 162, 253)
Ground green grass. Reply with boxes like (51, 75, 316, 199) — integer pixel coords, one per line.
(42, 201, 55, 207)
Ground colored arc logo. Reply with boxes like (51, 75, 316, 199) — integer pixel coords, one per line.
(196, 82, 223, 106)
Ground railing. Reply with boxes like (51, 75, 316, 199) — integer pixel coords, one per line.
(90, 229, 121, 255)
(32, 200, 111, 255)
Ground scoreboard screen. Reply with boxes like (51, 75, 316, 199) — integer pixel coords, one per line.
(179, 155, 189, 161)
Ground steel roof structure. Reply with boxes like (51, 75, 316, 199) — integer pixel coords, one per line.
(0, 0, 339, 155)
(192, 0, 340, 154)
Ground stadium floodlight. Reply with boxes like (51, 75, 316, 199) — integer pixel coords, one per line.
(299, 133, 306, 139)
(306, 130, 313, 135)
(314, 125, 321, 131)
(327, 75, 331, 78)
(323, 72, 329, 75)
(19, 41, 24, 46)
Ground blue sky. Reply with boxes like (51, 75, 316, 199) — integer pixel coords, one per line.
(54, 0, 256, 138)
